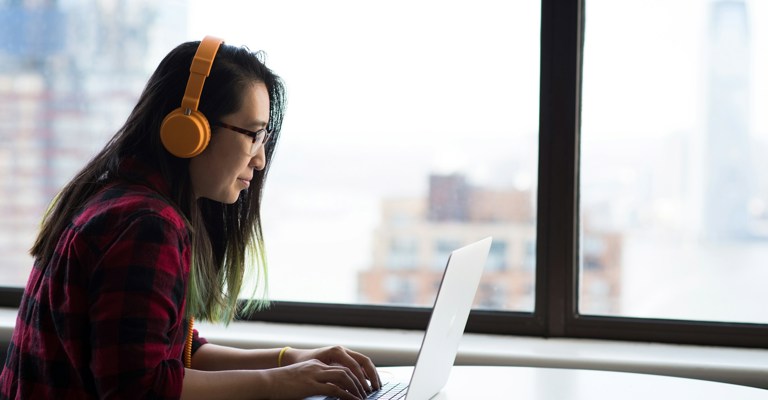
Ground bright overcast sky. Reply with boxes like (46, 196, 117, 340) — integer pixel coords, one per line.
(185, 0, 768, 142)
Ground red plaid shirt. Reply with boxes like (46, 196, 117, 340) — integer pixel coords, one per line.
(1, 158, 207, 399)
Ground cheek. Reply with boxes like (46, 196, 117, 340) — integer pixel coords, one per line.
(209, 136, 250, 171)
(192, 137, 251, 190)
(190, 154, 227, 192)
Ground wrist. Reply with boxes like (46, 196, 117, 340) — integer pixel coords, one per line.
(277, 346, 291, 367)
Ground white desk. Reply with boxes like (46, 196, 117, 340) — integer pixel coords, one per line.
(378, 366, 768, 399)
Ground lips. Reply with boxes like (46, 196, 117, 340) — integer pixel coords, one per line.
(238, 178, 251, 188)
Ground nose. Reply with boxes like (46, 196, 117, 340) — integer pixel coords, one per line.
(249, 143, 266, 171)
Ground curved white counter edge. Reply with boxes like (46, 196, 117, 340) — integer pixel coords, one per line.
(1, 307, 765, 389)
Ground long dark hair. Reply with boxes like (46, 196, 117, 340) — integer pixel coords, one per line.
(31, 40, 286, 322)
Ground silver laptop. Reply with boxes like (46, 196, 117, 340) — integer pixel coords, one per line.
(306, 237, 492, 400)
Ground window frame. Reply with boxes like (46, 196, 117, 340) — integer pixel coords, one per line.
(1, 0, 767, 349)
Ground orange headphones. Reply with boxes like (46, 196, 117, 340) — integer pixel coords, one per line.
(160, 36, 224, 158)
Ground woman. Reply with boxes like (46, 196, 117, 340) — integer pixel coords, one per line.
(0, 37, 380, 400)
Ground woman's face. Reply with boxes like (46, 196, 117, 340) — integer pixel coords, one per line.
(189, 82, 270, 204)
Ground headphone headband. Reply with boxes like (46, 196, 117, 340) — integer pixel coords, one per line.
(181, 36, 224, 112)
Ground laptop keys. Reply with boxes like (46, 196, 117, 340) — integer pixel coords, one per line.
(367, 382, 407, 400)
(323, 381, 407, 400)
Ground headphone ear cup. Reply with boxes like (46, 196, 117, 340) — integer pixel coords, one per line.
(160, 108, 211, 158)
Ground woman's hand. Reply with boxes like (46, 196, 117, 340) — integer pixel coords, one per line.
(281, 346, 382, 393)
(267, 359, 370, 400)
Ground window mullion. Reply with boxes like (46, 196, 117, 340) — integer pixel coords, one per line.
(536, 0, 584, 337)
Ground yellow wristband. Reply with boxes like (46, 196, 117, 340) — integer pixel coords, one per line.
(277, 346, 291, 367)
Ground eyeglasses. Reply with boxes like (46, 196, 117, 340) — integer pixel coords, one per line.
(213, 121, 272, 156)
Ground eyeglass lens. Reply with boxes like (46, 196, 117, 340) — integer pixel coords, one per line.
(249, 131, 269, 155)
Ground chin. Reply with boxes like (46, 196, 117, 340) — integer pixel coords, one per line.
(222, 193, 240, 204)
(202, 191, 240, 204)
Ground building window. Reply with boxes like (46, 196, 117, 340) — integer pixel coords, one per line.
(432, 239, 460, 271)
(386, 237, 419, 271)
(486, 241, 508, 271)
(384, 276, 416, 306)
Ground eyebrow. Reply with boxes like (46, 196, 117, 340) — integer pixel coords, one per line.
(247, 120, 269, 129)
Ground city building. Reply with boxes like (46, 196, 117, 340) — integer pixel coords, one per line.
(704, 0, 753, 240)
(0, 0, 185, 285)
(358, 173, 623, 313)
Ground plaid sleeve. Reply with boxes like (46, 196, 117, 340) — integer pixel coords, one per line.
(87, 212, 189, 399)
(192, 329, 208, 354)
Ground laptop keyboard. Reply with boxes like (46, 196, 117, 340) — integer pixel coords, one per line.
(323, 381, 407, 400)
(366, 382, 407, 399)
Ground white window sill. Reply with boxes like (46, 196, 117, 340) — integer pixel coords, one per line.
(2, 307, 766, 389)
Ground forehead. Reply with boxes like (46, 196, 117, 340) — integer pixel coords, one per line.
(231, 81, 270, 125)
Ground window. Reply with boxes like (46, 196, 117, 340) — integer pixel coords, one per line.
(252, 2, 541, 312)
(1, 0, 540, 311)
(383, 276, 417, 306)
(386, 237, 420, 271)
(581, 0, 768, 324)
(432, 239, 460, 271)
(2, 0, 766, 349)
(486, 241, 508, 271)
